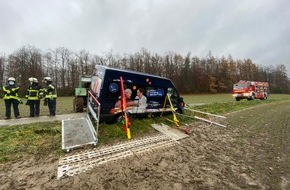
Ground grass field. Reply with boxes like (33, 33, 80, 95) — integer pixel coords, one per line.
(182, 93, 290, 104)
(0, 97, 74, 119)
(0, 94, 290, 189)
(1, 94, 289, 189)
(0, 94, 290, 164)
(0, 93, 289, 119)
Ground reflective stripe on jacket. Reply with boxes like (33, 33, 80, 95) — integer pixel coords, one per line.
(44, 84, 57, 99)
(26, 84, 42, 100)
(27, 89, 40, 100)
(3, 86, 20, 100)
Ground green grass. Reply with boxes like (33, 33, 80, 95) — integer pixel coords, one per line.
(187, 99, 272, 115)
(1, 94, 290, 164)
(0, 94, 289, 118)
(0, 122, 61, 163)
(182, 93, 290, 104)
(0, 96, 74, 119)
(97, 117, 166, 144)
(0, 117, 172, 164)
(182, 94, 290, 121)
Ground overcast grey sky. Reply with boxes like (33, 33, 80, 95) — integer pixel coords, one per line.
(0, 0, 289, 75)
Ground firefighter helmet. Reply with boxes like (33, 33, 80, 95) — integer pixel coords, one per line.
(8, 77, 16, 81)
(43, 77, 52, 82)
(29, 77, 38, 83)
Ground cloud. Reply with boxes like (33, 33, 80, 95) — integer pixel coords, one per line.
(0, 0, 289, 75)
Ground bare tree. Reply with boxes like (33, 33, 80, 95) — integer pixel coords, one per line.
(1, 45, 290, 94)
(0, 54, 7, 86)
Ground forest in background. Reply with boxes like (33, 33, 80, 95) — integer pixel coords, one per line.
(0, 45, 289, 96)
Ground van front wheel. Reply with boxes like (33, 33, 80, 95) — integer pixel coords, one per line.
(113, 113, 123, 123)
(175, 108, 183, 114)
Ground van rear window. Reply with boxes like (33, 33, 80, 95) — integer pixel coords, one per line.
(91, 76, 102, 97)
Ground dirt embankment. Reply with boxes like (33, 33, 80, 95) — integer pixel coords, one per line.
(0, 101, 289, 190)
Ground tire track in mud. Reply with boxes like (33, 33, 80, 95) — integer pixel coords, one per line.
(225, 100, 290, 190)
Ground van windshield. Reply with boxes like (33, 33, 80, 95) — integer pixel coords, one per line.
(167, 87, 179, 101)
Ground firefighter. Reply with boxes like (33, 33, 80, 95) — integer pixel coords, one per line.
(25, 77, 42, 117)
(2, 77, 22, 119)
(42, 77, 57, 116)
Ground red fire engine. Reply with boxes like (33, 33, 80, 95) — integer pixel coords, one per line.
(233, 80, 269, 101)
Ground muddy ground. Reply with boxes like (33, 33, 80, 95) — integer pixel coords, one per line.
(0, 101, 289, 190)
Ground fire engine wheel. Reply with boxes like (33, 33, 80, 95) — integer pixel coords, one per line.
(74, 97, 84, 112)
(251, 94, 255, 100)
(248, 94, 255, 100)
(264, 94, 268, 100)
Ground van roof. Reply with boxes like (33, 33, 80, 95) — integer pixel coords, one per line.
(96, 65, 170, 80)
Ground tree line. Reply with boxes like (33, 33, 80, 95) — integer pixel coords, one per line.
(0, 45, 289, 96)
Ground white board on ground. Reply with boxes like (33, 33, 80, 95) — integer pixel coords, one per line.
(151, 123, 189, 141)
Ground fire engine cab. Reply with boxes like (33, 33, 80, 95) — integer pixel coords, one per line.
(233, 80, 269, 101)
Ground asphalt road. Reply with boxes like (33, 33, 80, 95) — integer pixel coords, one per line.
(0, 113, 87, 127)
